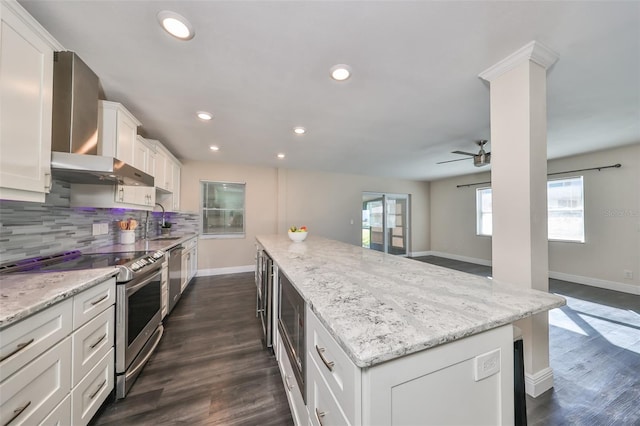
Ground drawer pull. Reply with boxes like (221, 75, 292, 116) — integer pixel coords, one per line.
(284, 375, 294, 391)
(89, 333, 108, 349)
(91, 294, 109, 305)
(1, 338, 35, 362)
(316, 345, 335, 371)
(315, 408, 326, 426)
(4, 400, 31, 426)
(89, 379, 107, 399)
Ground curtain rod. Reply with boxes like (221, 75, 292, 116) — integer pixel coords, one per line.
(456, 163, 622, 188)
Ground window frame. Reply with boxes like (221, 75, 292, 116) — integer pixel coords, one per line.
(199, 180, 246, 239)
(474, 176, 585, 243)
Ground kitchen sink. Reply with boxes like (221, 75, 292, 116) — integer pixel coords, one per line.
(150, 236, 182, 241)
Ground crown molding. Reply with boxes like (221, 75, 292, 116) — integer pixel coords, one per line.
(2, 0, 65, 50)
(479, 41, 559, 82)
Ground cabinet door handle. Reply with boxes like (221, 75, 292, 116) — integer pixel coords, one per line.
(91, 294, 109, 305)
(316, 345, 335, 371)
(44, 172, 52, 191)
(284, 375, 294, 391)
(1, 338, 35, 362)
(89, 333, 108, 349)
(3, 401, 31, 426)
(89, 379, 107, 399)
(315, 408, 326, 426)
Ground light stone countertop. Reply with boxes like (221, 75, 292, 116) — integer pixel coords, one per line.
(0, 233, 197, 330)
(257, 234, 566, 368)
(0, 268, 118, 329)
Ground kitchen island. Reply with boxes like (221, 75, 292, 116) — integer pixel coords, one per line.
(256, 234, 565, 425)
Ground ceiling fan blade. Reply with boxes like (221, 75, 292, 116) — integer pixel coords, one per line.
(436, 157, 472, 164)
(451, 151, 476, 156)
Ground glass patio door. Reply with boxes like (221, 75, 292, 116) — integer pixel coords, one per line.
(362, 192, 410, 255)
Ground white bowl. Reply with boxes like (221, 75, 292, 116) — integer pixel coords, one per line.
(288, 231, 308, 242)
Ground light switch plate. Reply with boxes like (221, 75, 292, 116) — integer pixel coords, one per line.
(474, 349, 501, 381)
(100, 223, 109, 235)
(92, 223, 100, 236)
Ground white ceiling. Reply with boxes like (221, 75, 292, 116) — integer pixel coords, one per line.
(20, 0, 640, 181)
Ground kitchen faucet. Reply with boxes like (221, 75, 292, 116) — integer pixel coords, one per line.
(155, 203, 166, 227)
(142, 203, 166, 239)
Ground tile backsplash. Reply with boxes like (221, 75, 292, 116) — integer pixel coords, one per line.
(0, 180, 199, 264)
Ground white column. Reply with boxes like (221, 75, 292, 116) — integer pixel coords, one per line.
(479, 41, 559, 397)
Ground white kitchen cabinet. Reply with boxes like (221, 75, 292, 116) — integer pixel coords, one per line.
(70, 183, 155, 210)
(181, 237, 197, 293)
(98, 100, 141, 165)
(135, 135, 157, 177)
(153, 139, 182, 211)
(276, 328, 307, 426)
(0, 277, 116, 426)
(0, 0, 60, 203)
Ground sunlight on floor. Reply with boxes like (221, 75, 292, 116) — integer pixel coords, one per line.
(549, 294, 640, 353)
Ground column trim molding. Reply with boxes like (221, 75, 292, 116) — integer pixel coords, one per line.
(479, 40, 559, 82)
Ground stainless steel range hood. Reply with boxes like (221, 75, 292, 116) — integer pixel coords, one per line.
(50, 51, 153, 187)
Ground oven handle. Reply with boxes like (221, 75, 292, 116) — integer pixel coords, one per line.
(125, 325, 163, 382)
(126, 268, 162, 296)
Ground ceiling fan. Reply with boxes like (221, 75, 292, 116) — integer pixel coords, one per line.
(437, 140, 491, 167)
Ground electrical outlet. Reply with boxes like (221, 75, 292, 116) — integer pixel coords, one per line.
(624, 270, 633, 280)
(92, 223, 100, 236)
(100, 223, 109, 235)
(474, 349, 501, 381)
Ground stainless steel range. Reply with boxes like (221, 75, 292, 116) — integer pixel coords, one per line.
(0, 249, 166, 399)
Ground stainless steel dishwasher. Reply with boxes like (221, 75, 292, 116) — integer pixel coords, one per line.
(167, 244, 183, 314)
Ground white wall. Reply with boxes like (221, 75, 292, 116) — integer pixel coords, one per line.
(182, 161, 431, 273)
(429, 143, 640, 294)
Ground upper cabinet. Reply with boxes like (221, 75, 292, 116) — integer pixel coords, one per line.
(135, 135, 156, 177)
(0, 1, 61, 202)
(152, 140, 181, 211)
(97, 100, 141, 165)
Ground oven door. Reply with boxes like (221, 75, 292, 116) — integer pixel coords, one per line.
(116, 267, 162, 374)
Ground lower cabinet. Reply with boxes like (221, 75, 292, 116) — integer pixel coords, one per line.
(276, 328, 307, 426)
(181, 236, 197, 293)
(274, 301, 514, 426)
(0, 277, 116, 426)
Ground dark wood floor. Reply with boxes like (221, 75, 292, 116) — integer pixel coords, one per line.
(92, 258, 639, 425)
(92, 273, 293, 426)
(415, 255, 640, 425)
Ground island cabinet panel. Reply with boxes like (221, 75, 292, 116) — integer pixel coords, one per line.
(276, 328, 307, 426)
(306, 307, 361, 425)
(361, 324, 514, 426)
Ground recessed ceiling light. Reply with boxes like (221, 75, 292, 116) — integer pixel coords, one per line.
(293, 127, 306, 135)
(197, 111, 213, 121)
(210, 145, 219, 151)
(277, 153, 286, 159)
(330, 64, 351, 81)
(157, 11, 195, 40)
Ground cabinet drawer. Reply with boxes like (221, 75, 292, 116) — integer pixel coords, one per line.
(0, 298, 72, 381)
(73, 278, 115, 329)
(0, 337, 71, 426)
(40, 394, 70, 426)
(71, 350, 114, 425)
(308, 357, 350, 426)
(307, 309, 359, 424)
(183, 237, 197, 251)
(72, 306, 114, 387)
(277, 330, 306, 426)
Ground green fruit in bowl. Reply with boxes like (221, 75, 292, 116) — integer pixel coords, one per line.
(289, 225, 308, 233)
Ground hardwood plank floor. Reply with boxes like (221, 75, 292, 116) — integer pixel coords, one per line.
(91, 273, 293, 426)
(414, 255, 640, 425)
(93, 258, 639, 425)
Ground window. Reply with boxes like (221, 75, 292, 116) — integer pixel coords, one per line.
(475, 176, 585, 242)
(476, 187, 493, 236)
(547, 177, 584, 242)
(201, 181, 245, 237)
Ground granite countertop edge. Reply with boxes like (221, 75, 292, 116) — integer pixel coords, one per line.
(257, 234, 567, 369)
(0, 268, 118, 330)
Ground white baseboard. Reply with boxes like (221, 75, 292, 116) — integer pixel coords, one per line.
(549, 271, 640, 295)
(409, 250, 433, 257)
(525, 367, 554, 397)
(196, 265, 255, 277)
(427, 251, 493, 267)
